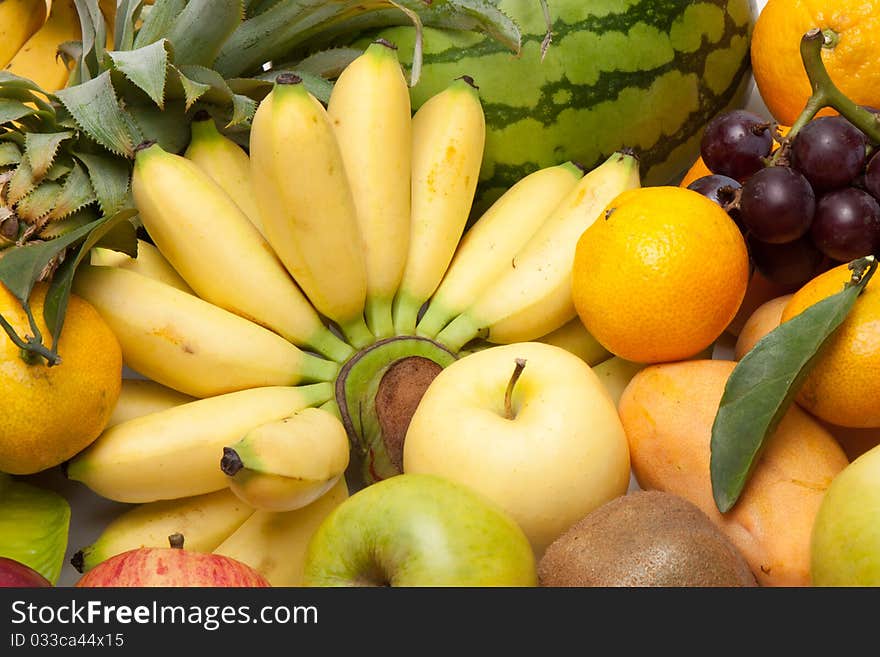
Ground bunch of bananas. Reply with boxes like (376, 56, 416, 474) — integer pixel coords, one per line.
(65, 41, 642, 585)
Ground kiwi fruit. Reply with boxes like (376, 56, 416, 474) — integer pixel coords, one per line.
(538, 490, 757, 587)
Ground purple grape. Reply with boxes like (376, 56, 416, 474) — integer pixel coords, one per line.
(739, 166, 816, 243)
(700, 110, 773, 182)
(747, 234, 827, 288)
(791, 116, 867, 192)
(687, 174, 741, 208)
(866, 151, 880, 201)
(810, 187, 880, 262)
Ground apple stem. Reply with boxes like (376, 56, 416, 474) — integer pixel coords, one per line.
(504, 358, 527, 420)
(168, 533, 185, 550)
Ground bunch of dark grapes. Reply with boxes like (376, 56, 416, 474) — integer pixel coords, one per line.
(689, 109, 880, 289)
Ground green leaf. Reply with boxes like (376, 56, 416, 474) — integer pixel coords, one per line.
(0, 477, 71, 585)
(108, 40, 170, 109)
(44, 158, 75, 182)
(55, 71, 135, 158)
(166, 0, 243, 67)
(24, 131, 75, 179)
(214, 0, 521, 78)
(115, 0, 146, 51)
(6, 158, 38, 206)
(93, 215, 138, 257)
(16, 181, 62, 223)
(73, 0, 108, 82)
(0, 99, 36, 125)
(74, 151, 132, 217)
(47, 162, 96, 221)
(177, 64, 234, 104)
(39, 207, 99, 239)
(0, 215, 102, 305)
(710, 256, 879, 513)
(0, 142, 21, 168)
(171, 68, 212, 110)
(133, 0, 186, 49)
(228, 93, 257, 127)
(126, 100, 191, 152)
(44, 208, 138, 347)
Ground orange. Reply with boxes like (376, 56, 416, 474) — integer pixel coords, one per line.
(751, 0, 880, 126)
(781, 262, 880, 428)
(679, 156, 713, 188)
(572, 186, 749, 364)
(0, 282, 122, 474)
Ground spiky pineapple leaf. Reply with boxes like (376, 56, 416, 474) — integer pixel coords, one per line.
(133, 0, 186, 49)
(0, 215, 102, 308)
(24, 132, 75, 179)
(0, 72, 51, 94)
(115, 0, 146, 51)
(16, 181, 62, 224)
(44, 159, 74, 182)
(245, 0, 282, 19)
(176, 65, 234, 104)
(0, 87, 55, 115)
(0, 99, 37, 125)
(108, 40, 170, 110)
(6, 159, 38, 206)
(55, 72, 135, 158)
(166, 0, 244, 68)
(171, 67, 212, 110)
(74, 151, 132, 217)
(229, 94, 257, 128)
(0, 143, 21, 168)
(73, 0, 109, 82)
(44, 208, 138, 349)
(47, 162, 96, 221)
(38, 207, 98, 240)
(127, 100, 191, 153)
(213, 0, 522, 78)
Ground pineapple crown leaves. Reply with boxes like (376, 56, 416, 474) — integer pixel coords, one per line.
(0, 0, 531, 365)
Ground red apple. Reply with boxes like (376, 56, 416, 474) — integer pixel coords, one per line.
(0, 557, 52, 587)
(75, 534, 270, 587)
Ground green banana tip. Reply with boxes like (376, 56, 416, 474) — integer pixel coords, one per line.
(275, 72, 303, 86)
(134, 140, 160, 157)
(455, 75, 479, 91)
(372, 38, 398, 51)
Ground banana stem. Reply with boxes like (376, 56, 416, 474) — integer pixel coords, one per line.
(777, 28, 880, 158)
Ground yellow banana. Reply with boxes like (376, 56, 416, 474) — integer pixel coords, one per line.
(5, 0, 77, 93)
(107, 378, 196, 429)
(249, 74, 372, 349)
(73, 265, 338, 398)
(0, 0, 49, 69)
(417, 161, 584, 338)
(391, 76, 485, 336)
(90, 239, 194, 294)
(132, 143, 352, 363)
(213, 478, 349, 587)
(66, 383, 334, 503)
(71, 488, 255, 573)
(221, 407, 349, 512)
(536, 316, 612, 367)
(327, 39, 412, 340)
(184, 113, 267, 239)
(436, 151, 641, 351)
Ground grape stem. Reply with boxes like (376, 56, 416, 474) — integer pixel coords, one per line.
(777, 28, 880, 159)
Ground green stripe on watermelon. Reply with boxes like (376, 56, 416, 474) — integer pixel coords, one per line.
(363, 0, 755, 219)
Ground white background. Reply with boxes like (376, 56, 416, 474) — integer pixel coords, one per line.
(26, 0, 771, 587)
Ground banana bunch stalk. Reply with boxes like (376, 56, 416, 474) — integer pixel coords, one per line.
(68, 40, 641, 583)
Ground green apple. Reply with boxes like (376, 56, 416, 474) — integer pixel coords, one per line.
(301, 473, 536, 586)
(403, 341, 631, 556)
(811, 444, 880, 586)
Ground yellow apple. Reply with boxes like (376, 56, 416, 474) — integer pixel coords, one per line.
(403, 341, 631, 555)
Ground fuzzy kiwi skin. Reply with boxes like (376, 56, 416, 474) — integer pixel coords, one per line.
(538, 490, 757, 587)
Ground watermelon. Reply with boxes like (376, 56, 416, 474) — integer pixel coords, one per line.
(370, 0, 756, 215)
